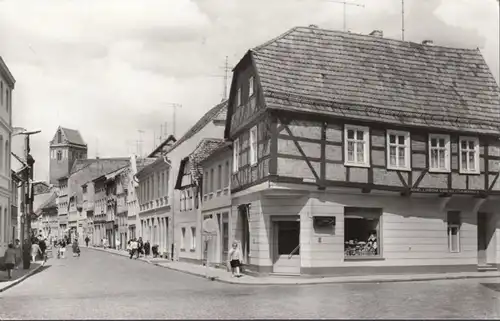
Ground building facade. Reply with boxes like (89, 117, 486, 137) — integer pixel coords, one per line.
(0, 57, 14, 256)
(174, 138, 231, 266)
(10, 170, 20, 244)
(92, 175, 107, 246)
(155, 99, 227, 260)
(136, 158, 170, 255)
(225, 26, 500, 276)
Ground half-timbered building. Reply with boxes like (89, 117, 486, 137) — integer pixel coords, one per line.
(225, 26, 500, 276)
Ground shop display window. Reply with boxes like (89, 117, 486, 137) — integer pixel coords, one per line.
(344, 207, 381, 258)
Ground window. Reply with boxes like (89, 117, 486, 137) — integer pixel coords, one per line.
(386, 130, 410, 170)
(181, 227, 186, 250)
(344, 125, 370, 167)
(160, 172, 164, 197)
(447, 211, 461, 253)
(459, 137, 479, 174)
(187, 188, 192, 210)
(5, 88, 9, 112)
(250, 126, 258, 165)
(225, 161, 230, 188)
(180, 191, 185, 211)
(233, 138, 240, 172)
(249, 76, 254, 96)
(236, 88, 241, 107)
(0, 81, 3, 105)
(203, 171, 208, 195)
(57, 150, 62, 161)
(344, 207, 381, 258)
(217, 164, 222, 191)
(210, 168, 214, 193)
(429, 134, 450, 172)
(4, 140, 8, 174)
(190, 227, 196, 251)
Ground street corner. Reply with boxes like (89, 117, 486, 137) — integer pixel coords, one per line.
(0, 262, 49, 293)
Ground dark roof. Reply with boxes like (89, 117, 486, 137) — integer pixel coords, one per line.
(136, 158, 157, 172)
(148, 135, 177, 158)
(59, 127, 86, 146)
(248, 26, 500, 135)
(157, 99, 228, 156)
(175, 138, 226, 189)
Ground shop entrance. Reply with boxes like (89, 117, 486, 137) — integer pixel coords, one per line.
(272, 217, 300, 274)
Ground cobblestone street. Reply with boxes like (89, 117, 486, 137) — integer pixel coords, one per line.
(0, 248, 499, 319)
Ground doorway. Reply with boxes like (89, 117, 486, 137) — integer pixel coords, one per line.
(272, 218, 300, 274)
(221, 213, 229, 263)
(477, 212, 493, 267)
(238, 205, 250, 264)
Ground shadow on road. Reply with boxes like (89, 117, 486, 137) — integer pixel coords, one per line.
(480, 283, 500, 292)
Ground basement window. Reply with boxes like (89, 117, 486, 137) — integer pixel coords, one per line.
(344, 207, 381, 258)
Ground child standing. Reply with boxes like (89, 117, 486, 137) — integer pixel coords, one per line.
(228, 241, 243, 278)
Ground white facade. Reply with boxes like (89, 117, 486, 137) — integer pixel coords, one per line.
(0, 57, 14, 256)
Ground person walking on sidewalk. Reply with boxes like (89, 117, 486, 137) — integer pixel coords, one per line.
(144, 240, 151, 258)
(129, 238, 138, 259)
(14, 239, 22, 270)
(59, 239, 67, 259)
(4, 243, 17, 279)
(85, 236, 90, 247)
(228, 241, 243, 278)
(31, 241, 42, 262)
(136, 237, 143, 259)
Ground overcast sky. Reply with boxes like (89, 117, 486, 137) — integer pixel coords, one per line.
(0, 0, 498, 181)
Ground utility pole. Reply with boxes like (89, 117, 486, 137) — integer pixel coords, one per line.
(325, 0, 365, 32)
(222, 56, 230, 100)
(17, 130, 41, 269)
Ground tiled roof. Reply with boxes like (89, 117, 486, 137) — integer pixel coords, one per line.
(136, 157, 159, 172)
(157, 99, 228, 156)
(60, 127, 86, 146)
(251, 26, 500, 134)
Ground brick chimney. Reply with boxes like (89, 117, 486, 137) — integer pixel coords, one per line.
(422, 39, 434, 46)
(369, 30, 383, 37)
(309, 24, 319, 28)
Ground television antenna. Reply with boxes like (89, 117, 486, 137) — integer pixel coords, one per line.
(164, 103, 182, 138)
(324, 0, 365, 32)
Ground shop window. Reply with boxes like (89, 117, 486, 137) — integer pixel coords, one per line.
(447, 211, 461, 253)
(344, 207, 381, 258)
(180, 227, 186, 251)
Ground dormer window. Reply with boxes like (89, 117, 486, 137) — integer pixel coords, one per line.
(429, 134, 450, 172)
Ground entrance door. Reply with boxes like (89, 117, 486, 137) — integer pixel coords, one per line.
(273, 220, 300, 274)
(478, 212, 488, 266)
(222, 214, 229, 263)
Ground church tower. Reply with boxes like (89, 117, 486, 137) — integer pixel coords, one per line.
(49, 126, 88, 186)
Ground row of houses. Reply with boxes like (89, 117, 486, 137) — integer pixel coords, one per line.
(35, 25, 500, 277)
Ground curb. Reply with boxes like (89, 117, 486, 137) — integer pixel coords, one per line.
(0, 261, 46, 293)
(88, 248, 500, 286)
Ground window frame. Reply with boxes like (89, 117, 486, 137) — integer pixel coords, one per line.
(386, 130, 411, 171)
(343, 207, 383, 260)
(181, 227, 186, 250)
(190, 227, 196, 251)
(249, 76, 254, 97)
(233, 138, 240, 173)
(458, 136, 480, 174)
(447, 224, 461, 253)
(217, 164, 222, 191)
(428, 134, 451, 173)
(344, 125, 370, 168)
(249, 126, 258, 166)
(236, 88, 241, 107)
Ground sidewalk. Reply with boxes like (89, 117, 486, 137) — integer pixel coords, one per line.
(89, 246, 500, 285)
(0, 261, 46, 293)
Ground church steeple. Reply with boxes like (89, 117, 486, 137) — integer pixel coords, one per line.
(49, 126, 88, 185)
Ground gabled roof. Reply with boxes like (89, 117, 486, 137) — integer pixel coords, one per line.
(51, 126, 87, 146)
(175, 138, 226, 190)
(238, 26, 500, 135)
(154, 99, 228, 157)
(148, 135, 177, 158)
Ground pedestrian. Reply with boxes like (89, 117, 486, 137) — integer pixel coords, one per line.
(3, 243, 17, 279)
(116, 237, 121, 250)
(228, 241, 243, 278)
(144, 240, 151, 258)
(14, 239, 22, 269)
(72, 239, 80, 257)
(136, 237, 143, 259)
(31, 241, 42, 262)
(39, 238, 47, 258)
(126, 240, 132, 255)
(85, 236, 90, 247)
(129, 238, 138, 259)
(59, 239, 67, 259)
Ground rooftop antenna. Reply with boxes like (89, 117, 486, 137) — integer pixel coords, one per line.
(325, 0, 365, 32)
(222, 56, 230, 100)
(165, 103, 182, 138)
(163, 122, 168, 138)
(137, 129, 144, 157)
(402, 0, 405, 41)
(95, 138, 99, 158)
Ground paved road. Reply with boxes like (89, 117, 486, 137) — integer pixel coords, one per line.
(1, 248, 500, 319)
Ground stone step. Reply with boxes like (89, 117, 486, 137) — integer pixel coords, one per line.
(269, 272, 301, 278)
(477, 265, 497, 272)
